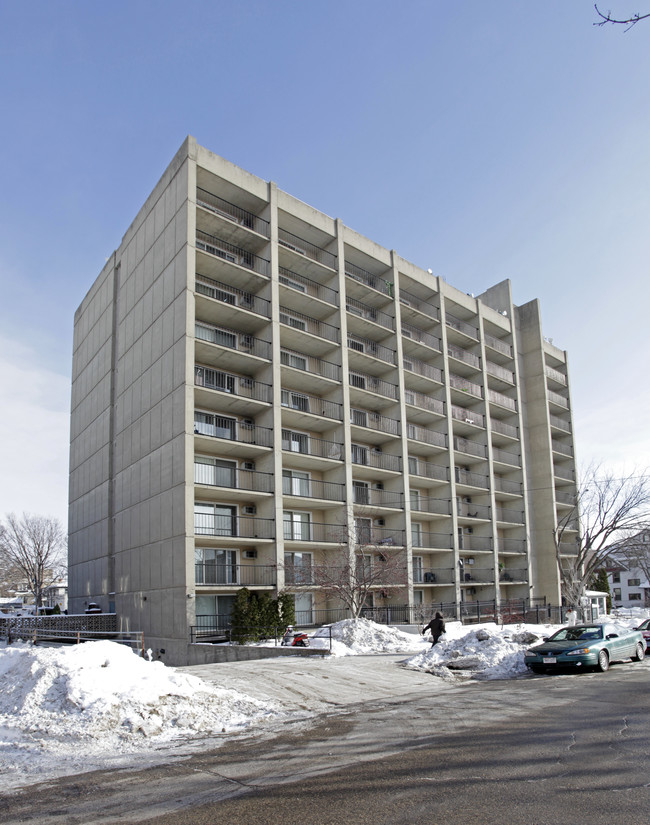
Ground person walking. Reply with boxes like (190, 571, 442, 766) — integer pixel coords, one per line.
(422, 612, 445, 647)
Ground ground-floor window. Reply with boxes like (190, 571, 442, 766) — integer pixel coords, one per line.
(195, 594, 237, 630)
(195, 548, 238, 584)
(294, 592, 313, 625)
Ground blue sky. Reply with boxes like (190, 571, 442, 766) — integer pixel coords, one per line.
(1, 0, 649, 526)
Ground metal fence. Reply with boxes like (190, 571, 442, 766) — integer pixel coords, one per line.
(0, 614, 146, 655)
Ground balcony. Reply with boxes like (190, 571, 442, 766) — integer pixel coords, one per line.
(555, 490, 576, 506)
(549, 414, 571, 434)
(348, 334, 396, 365)
(194, 414, 273, 450)
(278, 227, 337, 270)
(195, 323, 271, 367)
(453, 436, 487, 459)
(355, 526, 406, 547)
(499, 568, 528, 583)
(349, 371, 399, 401)
(194, 514, 275, 540)
(196, 188, 270, 238)
(402, 356, 443, 386)
(484, 334, 512, 358)
(404, 390, 445, 422)
(490, 419, 518, 440)
(461, 568, 494, 584)
(458, 502, 491, 520)
(352, 445, 401, 473)
(401, 323, 441, 351)
(410, 496, 450, 516)
(447, 344, 480, 370)
(409, 458, 448, 483)
(196, 276, 271, 319)
(347, 297, 394, 331)
(282, 431, 344, 462)
(196, 230, 270, 277)
(399, 288, 439, 320)
(493, 477, 522, 496)
(282, 477, 346, 503)
(280, 307, 340, 344)
(352, 485, 403, 509)
(455, 468, 489, 489)
(445, 313, 478, 341)
(545, 365, 567, 386)
(283, 521, 345, 544)
(486, 360, 514, 384)
(492, 447, 521, 467)
(411, 530, 453, 550)
(194, 367, 272, 410)
(281, 389, 342, 423)
(495, 507, 525, 524)
(451, 405, 484, 428)
(407, 423, 446, 450)
(345, 261, 392, 297)
(554, 465, 575, 482)
(500, 537, 527, 554)
(195, 562, 276, 587)
(281, 349, 341, 383)
(458, 535, 493, 552)
(279, 266, 338, 306)
(449, 373, 482, 399)
(548, 389, 569, 410)
(487, 389, 516, 411)
(413, 567, 455, 585)
(351, 408, 400, 437)
(194, 462, 274, 494)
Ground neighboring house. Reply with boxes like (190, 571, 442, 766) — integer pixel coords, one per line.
(43, 578, 68, 613)
(607, 530, 650, 609)
(68, 137, 579, 665)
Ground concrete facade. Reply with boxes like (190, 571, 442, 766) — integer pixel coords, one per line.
(69, 137, 578, 664)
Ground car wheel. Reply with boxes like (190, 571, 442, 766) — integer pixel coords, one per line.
(633, 643, 645, 662)
(597, 650, 609, 672)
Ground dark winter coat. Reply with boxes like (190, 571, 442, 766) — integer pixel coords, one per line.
(423, 616, 445, 638)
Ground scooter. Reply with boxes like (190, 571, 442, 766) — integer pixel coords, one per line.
(281, 625, 310, 647)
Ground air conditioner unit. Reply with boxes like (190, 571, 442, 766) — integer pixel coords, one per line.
(373, 446, 383, 453)
(243, 505, 257, 515)
(464, 497, 472, 503)
(244, 549, 258, 559)
(376, 518, 385, 526)
(375, 482, 384, 490)
(467, 587, 477, 595)
(243, 462, 255, 471)
(466, 527, 473, 534)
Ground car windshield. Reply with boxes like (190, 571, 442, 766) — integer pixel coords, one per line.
(637, 619, 650, 630)
(551, 626, 603, 642)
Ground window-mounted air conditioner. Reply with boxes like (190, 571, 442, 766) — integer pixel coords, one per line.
(243, 505, 257, 515)
(376, 519, 385, 527)
(243, 462, 256, 471)
(467, 587, 477, 595)
(466, 527, 474, 534)
(244, 549, 258, 559)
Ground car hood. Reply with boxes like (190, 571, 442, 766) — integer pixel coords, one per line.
(528, 640, 598, 655)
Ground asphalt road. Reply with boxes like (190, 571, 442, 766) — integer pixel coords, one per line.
(2, 659, 649, 825)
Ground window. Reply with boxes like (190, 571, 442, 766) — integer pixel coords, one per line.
(629, 593, 642, 601)
(348, 336, 365, 353)
(195, 367, 235, 393)
(351, 443, 369, 465)
(283, 511, 311, 541)
(412, 556, 423, 584)
(281, 350, 308, 371)
(294, 592, 313, 625)
(411, 522, 423, 548)
(195, 594, 237, 630)
(194, 411, 237, 440)
(282, 390, 310, 412)
(280, 311, 307, 331)
(350, 372, 367, 389)
(628, 578, 641, 587)
(195, 549, 238, 585)
(354, 517, 372, 545)
(194, 503, 236, 537)
(412, 589, 424, 606)
(282, 429, 309, 454)
(194, 457, 236, 488)
(612, 572, 620, 583)
(613, 588, 621, 600)
(279, 273, 307, 293)
(284, 552, 312, 584)
(356, 554, 372, 578)
(353, 480, 370, 505)
(282, 470, 311, 497)
(351, 409, 368, 427)
(410, 490, 422, 511)
(195, 323, 237, 349)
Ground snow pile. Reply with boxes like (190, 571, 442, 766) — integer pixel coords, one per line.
(403, 623, 554, 680)
(0, 640, 281, 786)
(311, 618, 431, 656)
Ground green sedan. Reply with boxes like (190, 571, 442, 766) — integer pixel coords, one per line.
(525, 623, 646, 674)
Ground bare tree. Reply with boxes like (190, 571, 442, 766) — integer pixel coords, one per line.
(554, 467, 650, 610)
(594, 4, 650, 30)
(611, 529, 650, 583)
(0, 513, 67, 609)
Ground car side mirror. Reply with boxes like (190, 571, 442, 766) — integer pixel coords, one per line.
(542, 636, 549, 642)
(606, 633, 619, 639)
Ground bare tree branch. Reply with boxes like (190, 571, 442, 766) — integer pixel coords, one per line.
(594, 4, 650, 30)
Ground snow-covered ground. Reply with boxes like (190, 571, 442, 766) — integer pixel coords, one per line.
(2, 612, 647, 792)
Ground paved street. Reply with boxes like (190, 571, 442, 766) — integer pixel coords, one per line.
(1, 657, 649, 824)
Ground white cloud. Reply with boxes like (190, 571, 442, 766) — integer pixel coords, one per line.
(0, 336, 70, 527)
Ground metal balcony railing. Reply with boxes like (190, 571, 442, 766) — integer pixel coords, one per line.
(407, 424, 446, 448)
(283, 564, 315, 586)
(455, 468, 489, 488)
(355, 527, 406, 547)
(486, 360, 514, 383)
(402, 356, 443, 383)
(349, 371, 399, 399)
(492, 447, 521, 467)
(495, 507, 524, 524)
(413, 567, 455, 584)
(279, 266, 338, 305)
(194, 367, 273, 403)
(484, 334, 512, 358)
(461, 568, 494, 584)
(555, 490, 576, 505)
(195, 323, 271, 360)
(552, 441, 573, 457)
(404, 390, 445, 415)
(346, 297, 394, 330)
(451, 405, 484, 428)
(196, 275, 271, 317)
(194, 514, 275, 539)
(458, 535, 493, 552)
(280, 307, 340, 343)
(283, 521, 346, 543)
(554, 465, 575, 481)
(545, 365, 567, 385)
(281, 389, 342, 420)
(487, 389, 516, 411)
(281, 348, 341, 382)
(278, 227, 337, 269)
(399, 288, 439, 320)
(348, 334, 396, 365)
(353, 486, 403, 508)
(491, 419, 518, 439)
(352, 446, 401, 472)
(500, 537, 527, 553)
(196, 230, 270, 276)
(195, 562, 276, 587)
(449, 374, 482, 397)
(282, 477, 346, 502)
(411, 531, 453, 550)
(493, 477, 522, 495)
(345, 261, 392, 296)
(558, 542, 579, 556)
(409, 458, 448, 482)
(194, 415, 274, 448)
(196, 188, 270, 237)
(549, 415, 571, 433)
(401, 323, 441, 350)
(282, 430, 344, 460)
(445, 313, 478, 340)
(447, 344, 480, 369)
(351, 409, 400, 436)
(548, 389, 569, 409)
(458, 503, 491, 519)
(453, 437, 487, 458)
(499, 568, 528, 582)
(194, 463, 274, 493)
(410, 496, 450, 516)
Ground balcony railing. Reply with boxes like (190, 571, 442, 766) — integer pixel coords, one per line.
(409, 458, 448, 482)
(453, 437, 487, 458)
(346, 297, 394, 330)
(345, 261, 392, 296)
(411, 496, 450, 516)
(458, 535, 492, 552)
(196, 188, 270, 237)
(499, 568, 528, 582)
(281, 349, 341, 382)
(445, 314, 478, 340)
(401, 323, 441, 350)
(355, 527, 406, 547)
(447, 344, 480, 369)
(554, 465, 575, 481)
(279, 266, 338, 305)
(552, 441, 573, 457)
(196, 275, 271, 317)
(492, 447, 521, 467)
(493, 477, 522, 495)
(407, 424, 446, 448)
(412, 531, 453, 550)
(195, 562, 276, 587)
(353, 486, 403, 508)
(404, 390, 445, 416)
(349, 371, 399, 400)
(549, 415, 571, 433)
(194, 463, 274, 493)
(196, 230, 270, 276)
(484, 334, 512, 357)
(281, 389, 342, 420)
(449, 374, 482, 397)
(487, 389, 516, 411)
(555, 490, 576, 506)
(195, 367, 273, 403)
(486, 361, 514, 383)
(495, 507, 524, 524)
(458, 503, 491, 519)
(284, 564, 315, 586)
(545, 365, 567, 386)
(348, 334, 396, 365)
(194, 416, 273, 448)
(280, 307, 340, 343)
(548, 389, 569, 409)
(399, 288, 439, 320)
(451, 405, 484, 428)
(491, 419, 518, 439)
(194, 514, 275, 539)
(278, 227, 337, 269)
(461, 568, 494, 584)
(402, 356, 443, 383)
(500, 537, 527, 554)
(413, 567, 455, 584)
(196, 323, 271, 360)
(283, 521, 345, 543)
(558, 542, 579, 556)
(282, 431, 344, 460)
(351, 409, 400, 436)
(352, 447, 401, 472)
(455, 468, 489, 489)
(282, 478, 345, 502)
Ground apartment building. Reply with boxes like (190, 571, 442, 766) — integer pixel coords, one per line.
(68, 137, 578, 664)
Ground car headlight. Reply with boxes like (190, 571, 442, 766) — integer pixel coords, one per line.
(525, 649, 539, 656)
(566, 648, 590, 656)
